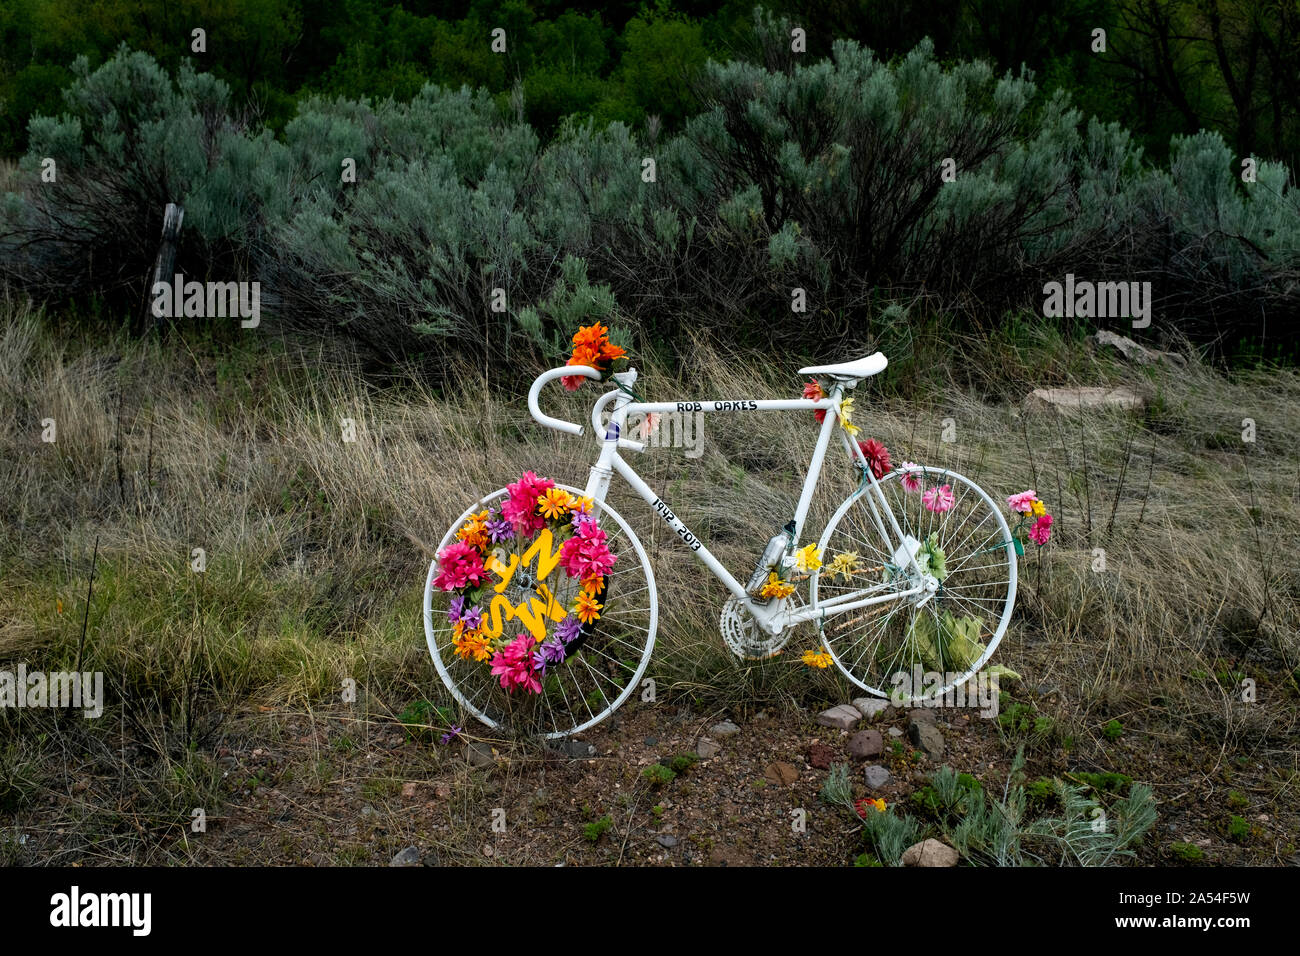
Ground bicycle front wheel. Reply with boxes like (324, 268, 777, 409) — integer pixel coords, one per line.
(423, 481, 657, 739)
(810, 467, 1017, 704)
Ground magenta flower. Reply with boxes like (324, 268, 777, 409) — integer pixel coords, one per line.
(559, 518, 617, 581)
(490, 634, 543, 694)
(1028, 514, 1053, 545)
(502, 471, 554, 536)
(1006, 490, 1038, 514)
(433, 541, 489, 591)
(923, 484, 955, 513)
(858, 438, 892, 480)
(898, 462, 922, 492)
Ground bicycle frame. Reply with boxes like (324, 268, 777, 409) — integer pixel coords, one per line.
(528, 365, 930, 636)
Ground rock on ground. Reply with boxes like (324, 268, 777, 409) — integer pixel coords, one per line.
(864, 765, 891, 789)
(847, 729, 884, 759)
(1089, 329, 1185, 366)
(1024, 386, 1145, 414)
(696, 736, 722, 759)
(816, 704, 862, 731)
(710, 720, 741, 736)
(908, 721, 945, 761)
(902, 839, 959, 867)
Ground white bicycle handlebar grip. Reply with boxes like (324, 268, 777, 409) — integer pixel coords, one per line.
(529, 365, 600, 435)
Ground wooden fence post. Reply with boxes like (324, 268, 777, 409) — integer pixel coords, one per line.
(146, 203, 184, 335)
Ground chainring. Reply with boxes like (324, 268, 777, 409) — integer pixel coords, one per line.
(719, 595, 795, 659)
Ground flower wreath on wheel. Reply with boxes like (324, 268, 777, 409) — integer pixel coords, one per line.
(431, 324, 626, 695)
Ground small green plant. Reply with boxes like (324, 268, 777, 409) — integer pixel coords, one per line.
(651, 803, 664, 820)
(1225, 815, 1250, 844)
(1226, 790, 1249, 810)
(641, 764, 676, 786)
(584, 815, 613, 843)
(820, 762, 854, 807)
(853, 851, 884, 867)
(1071, 771, 1133, 794)
(1170, 842, 1204, 862)
(1102, 719, 1124, 741)
(669, 752, 699, 774)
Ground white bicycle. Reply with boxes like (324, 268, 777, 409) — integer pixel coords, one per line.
(423, 352, 1017, 739)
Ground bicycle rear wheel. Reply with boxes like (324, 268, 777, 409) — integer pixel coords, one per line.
(810, 467, 1017, 704)
(423, 481, 657, 739)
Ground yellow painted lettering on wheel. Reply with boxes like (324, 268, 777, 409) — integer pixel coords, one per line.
(482, 588, 568, 641)
(486, 529, 562, 593)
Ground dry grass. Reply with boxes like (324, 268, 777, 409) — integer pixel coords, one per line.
(1, 295, 1297, 863)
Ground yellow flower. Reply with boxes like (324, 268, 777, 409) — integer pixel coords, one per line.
(865, 797, 886, 813)
(838, 398, 860, 437)
(571, 495, 595, 516)
(574, 591, 603, 624)
(794, 543, 822, 572)
(802, 646, 833, 668)
(581, 575, 603, 596)
(537, 487, 573, 520)
(826, 551, 862, 581)
(759, 572, 796, 600)
(1030, 499, 1046, 517)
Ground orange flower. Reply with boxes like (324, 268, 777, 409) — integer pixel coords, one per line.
(537, 487, 573, 520)
(456, 510, 490, 550)
(574, 591, 603, 624)
(581, 575, 604, 596)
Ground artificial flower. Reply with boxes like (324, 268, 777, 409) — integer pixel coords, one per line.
(1006, 490, 1038, 514)
(533, 636, 568, 672)
(446, 594, 466, 624)
(826, 551, 862, 581)
(802, 646, 833, 668)
(574, 591, 604, 624)
(453, 629, 494, 663)
(555, 615, 583, 644)
(581, 575, 604, 596)
(803, 379, 828, 424)
(560, 518, 617, 581)
(838, 398, 861, 437)
(433, 541, 490, 591)
(502, 471, 554, 535)
(794, 543, 823, 572)
(759, 572, 796, 600)
(563, 323, 627, 390)
(898, 462, 923, 492)
(922, 483, 955, 513)
(455, 510, 490, 550)
(855, 797, 886, 817)
(858, 438, 892, 479)
(537, 486, 573, 520)
(1030, 498, 1046, 517)
(1028, 513, 1053, 545)
(486, 514, 514, 543)
(490, 634, 543, 694)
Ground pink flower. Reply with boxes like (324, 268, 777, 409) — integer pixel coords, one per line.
(502, 471, 555, 535)
(858, 438, 892, 480)
(923, 484, 955, 513)
(898, 462, 922, 492)
(559, 517, 617, 580)
(1007, 490, 1038, 514)
(433, 541, 489, 591)
(490, 634, 543, 694)
(1028, 514, 1053, 545)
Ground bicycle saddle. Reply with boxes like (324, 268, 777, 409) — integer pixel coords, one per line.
(798, 352, 887, 380)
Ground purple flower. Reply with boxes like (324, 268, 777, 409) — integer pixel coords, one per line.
(540, 637, 567, 666)
(487, 516, 514, 543)
(446, 595, 465, 624)
(555, 615, 583, 644)
(461, 605, 482, 631)
(440, 725, 462, 745)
